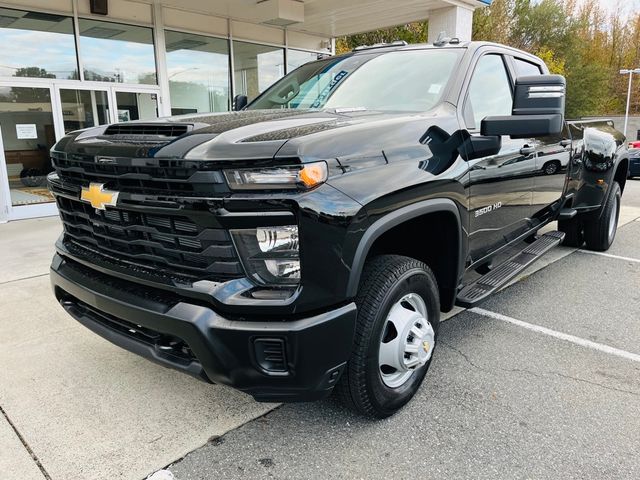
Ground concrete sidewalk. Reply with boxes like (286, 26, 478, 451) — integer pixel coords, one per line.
(0, 217, 277, 480)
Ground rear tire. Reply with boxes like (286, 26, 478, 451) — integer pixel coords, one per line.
(542, 160, 560, 176)
(583, 181, 621, 251)
(336, 255, 440, 418)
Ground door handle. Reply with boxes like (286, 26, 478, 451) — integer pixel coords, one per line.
(520, 146, 536, 155)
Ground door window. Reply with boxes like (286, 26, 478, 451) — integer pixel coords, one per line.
(59, 89, 111, 133)
(114, 92, 158, 121)
(464, 55, 513, 130)
(0, 86, 55, 206)
(514, 58, 542, 77)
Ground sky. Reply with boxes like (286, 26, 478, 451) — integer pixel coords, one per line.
(575, 0, 640, 15)
(530, 0, 640, 15)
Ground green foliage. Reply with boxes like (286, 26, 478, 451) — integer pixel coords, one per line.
(336, 22, 428, 55)
(473, 0, 640, 118)
(14, 67, 55, 79)
(336, 0, 640, 118)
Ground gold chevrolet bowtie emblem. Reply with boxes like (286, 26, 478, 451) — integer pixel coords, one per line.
(80, 183, 119, 210)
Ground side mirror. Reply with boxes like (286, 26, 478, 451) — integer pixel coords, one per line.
(233, 94, 248, 111)
(481, 74, 566, 138)
(458, 135, 502, 161)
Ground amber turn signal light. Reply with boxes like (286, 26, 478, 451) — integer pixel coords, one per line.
(299, 162, 328, 188)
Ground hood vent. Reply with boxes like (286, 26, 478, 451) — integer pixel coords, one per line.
(103, 124, 190, 138)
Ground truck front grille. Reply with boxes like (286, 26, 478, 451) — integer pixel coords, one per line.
(56, 195, 244, 281)
(50, 152, 227, 196)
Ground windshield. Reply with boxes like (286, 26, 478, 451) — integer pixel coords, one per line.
(248, 49, 463, 112)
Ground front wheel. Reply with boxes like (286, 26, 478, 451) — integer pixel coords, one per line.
(336, 255, 440, 418)
(583, 181, 621, 251)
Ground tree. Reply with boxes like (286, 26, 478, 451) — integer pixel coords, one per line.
(336, 22, 428, 54)
(336, 1, 640, 118)
(14, 67, 55, 79)
(10, 67, 55, 102)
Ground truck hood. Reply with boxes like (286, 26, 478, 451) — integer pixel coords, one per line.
(54, 107, 458, 165)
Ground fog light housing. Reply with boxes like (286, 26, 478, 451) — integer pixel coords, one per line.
(232, 225, 300, 286)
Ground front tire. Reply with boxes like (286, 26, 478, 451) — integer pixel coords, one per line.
(336, 255, 440, 418)
(583, 181, 621, 251)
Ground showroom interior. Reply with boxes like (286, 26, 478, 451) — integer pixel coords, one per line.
(0, 0, 490, 223)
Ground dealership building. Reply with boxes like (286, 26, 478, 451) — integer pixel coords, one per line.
(0, 0, 491, 222)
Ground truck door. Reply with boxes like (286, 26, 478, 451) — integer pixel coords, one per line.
(463, 54, 537, 261)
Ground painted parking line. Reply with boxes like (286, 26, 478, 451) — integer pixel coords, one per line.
(577, 249, 640, 264)
(471, 307, 640, 364)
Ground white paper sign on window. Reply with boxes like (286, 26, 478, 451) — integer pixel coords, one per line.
(16, 124, 38, 139)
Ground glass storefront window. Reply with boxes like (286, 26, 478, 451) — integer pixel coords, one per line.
(79, 19, 156, 85)
(0, 86, 56, 206)
(0, 8, 78, 79)
(233, 41, 284, 101)
(165, 31, 230, 114)
(287, 50, 319, 73)
(59, 89, 111, 133)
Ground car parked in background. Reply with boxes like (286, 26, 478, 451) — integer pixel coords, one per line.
(629, 146, 640, 178)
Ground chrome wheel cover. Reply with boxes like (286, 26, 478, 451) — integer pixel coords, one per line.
(378, 293, 435, 388)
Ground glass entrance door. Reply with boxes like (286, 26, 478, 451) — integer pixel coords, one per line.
(0, 83, 162, 222)
(0, 85, 57, 220)
(114, 90, 159, 122)
(58, 88, 112, 133)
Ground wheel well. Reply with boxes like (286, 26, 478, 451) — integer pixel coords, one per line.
(365, 211, 460, 312)
(615, 158, 629, 192)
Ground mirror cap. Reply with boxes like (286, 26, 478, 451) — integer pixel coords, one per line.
(513, 74, 566, 116)
(481, 114, 564, 138)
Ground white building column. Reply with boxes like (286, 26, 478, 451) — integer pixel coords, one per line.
(427, 5, 474, 43)
(152, 3, 173, 118)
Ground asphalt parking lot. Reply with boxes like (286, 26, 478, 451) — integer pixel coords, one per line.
(1, 180, 639, 480)
(170, 180, 640, 480)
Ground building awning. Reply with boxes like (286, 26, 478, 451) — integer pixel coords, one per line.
(153, 0, 492, 37)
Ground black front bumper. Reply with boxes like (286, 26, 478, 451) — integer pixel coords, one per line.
(51, 254, 357, 402)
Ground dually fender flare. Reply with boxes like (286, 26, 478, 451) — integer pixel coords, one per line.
(345, 198, 464, 298)
(613, 145, 630, 178)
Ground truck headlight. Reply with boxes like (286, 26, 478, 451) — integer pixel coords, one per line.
(224, 162, 327, 191)
(231, 226, 300, 285)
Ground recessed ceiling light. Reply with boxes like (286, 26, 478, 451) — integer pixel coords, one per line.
(23, 12, 65, 22)
(0, 15, 18, 28)
(82, 26, 125, 39)
(166, 39, 208, 52)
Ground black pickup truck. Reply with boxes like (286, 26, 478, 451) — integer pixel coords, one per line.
(48, 40, 629, 418)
